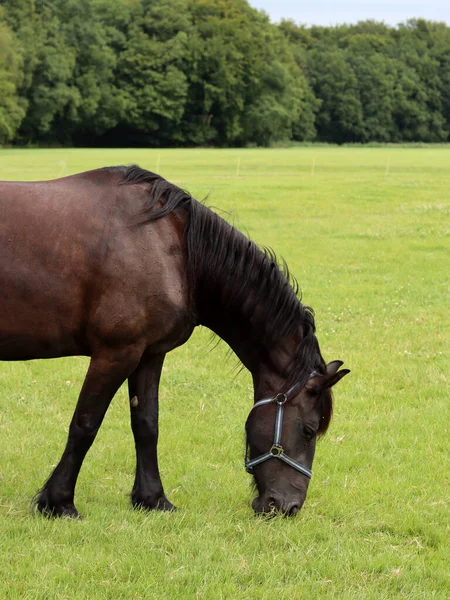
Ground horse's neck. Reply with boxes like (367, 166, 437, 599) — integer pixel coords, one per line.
(197, 301, 294, 399)
(186, 202, 303, 395)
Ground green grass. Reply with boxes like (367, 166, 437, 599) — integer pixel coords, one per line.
(0, 147, 449, 599)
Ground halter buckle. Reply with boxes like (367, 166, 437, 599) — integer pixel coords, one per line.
(275, 393, 288, 405)
(270, 445, 283, 457)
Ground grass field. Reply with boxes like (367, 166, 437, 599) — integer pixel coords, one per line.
(0, 147, 448, 599)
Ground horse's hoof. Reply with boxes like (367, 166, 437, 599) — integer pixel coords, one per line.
(60, 506, 83, 519)
(36, 496, 82, 519)
(156, 497, 177, 512)
(132, 495, 177, 512)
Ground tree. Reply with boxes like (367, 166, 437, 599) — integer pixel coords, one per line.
(345, 35, 399, 142)
(2, 1, 450, 146)
(182, 0, 304, 146)
(0, 8, 25, 143)
(112, 0, 191, 146)
(309, 46, 364, 143)
(389, 20, 448, 141)
(278, 20, 320, 141)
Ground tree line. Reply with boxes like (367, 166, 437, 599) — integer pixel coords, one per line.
(1, 0, 450, 147)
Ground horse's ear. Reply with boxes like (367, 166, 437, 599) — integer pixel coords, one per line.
(306, 362, 350, 394)
(326, 360, 344, 375)
(324, 368, 350, 389)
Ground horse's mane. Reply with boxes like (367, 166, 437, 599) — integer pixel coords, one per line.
(116, 165, 331, 434)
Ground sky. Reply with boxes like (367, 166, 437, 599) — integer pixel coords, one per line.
(248, 0, 450, 27)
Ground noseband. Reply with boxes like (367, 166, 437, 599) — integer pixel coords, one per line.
(245, 372, 318, 479)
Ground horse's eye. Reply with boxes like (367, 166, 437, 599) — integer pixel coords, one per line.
(303, 425, 316, 439)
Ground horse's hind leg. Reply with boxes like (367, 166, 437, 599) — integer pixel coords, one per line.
(36, 347, 141, 518)
(128, 352, 174, 511)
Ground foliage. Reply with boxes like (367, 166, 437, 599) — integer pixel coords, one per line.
(0, 7, 25, 143)
(1, 1, 450, 145)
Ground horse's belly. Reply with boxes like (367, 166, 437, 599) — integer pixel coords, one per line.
(0, 193, 93, 360)
(0, 266, 87, 360)
(0, 331, 85, 361)
(0, 297, 87, 360)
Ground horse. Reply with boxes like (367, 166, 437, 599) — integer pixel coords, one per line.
(0, 165, 349, 518)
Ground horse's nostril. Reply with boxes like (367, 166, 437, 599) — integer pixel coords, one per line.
(261, 496, 278, 515)
(286, 503, 300, 517)
(253, 495, 279, 515)
(253, 495, 302, 516)
(267, 497, 277, 510)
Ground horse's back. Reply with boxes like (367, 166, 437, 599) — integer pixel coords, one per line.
(0, 172, 192, 361)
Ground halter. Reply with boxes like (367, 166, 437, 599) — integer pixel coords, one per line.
(245, 372, 318, 479)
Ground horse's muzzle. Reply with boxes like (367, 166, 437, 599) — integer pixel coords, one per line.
(252, 493, 304, 517)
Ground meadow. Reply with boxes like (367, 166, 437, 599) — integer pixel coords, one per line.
(0, 146, 448, 599)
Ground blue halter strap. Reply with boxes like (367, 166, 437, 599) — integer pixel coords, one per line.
(245, 372, 318, 479)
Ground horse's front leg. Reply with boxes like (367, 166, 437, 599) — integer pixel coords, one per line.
(128, 352, 174, 511)
(36, 347, 142, 518)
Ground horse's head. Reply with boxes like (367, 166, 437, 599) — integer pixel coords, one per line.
(245, 361, 349, 516)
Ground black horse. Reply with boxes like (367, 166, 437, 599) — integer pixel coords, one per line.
(0, 166, 349, 517)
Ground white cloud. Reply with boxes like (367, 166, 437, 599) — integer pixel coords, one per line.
(249, 0, 450, 26)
